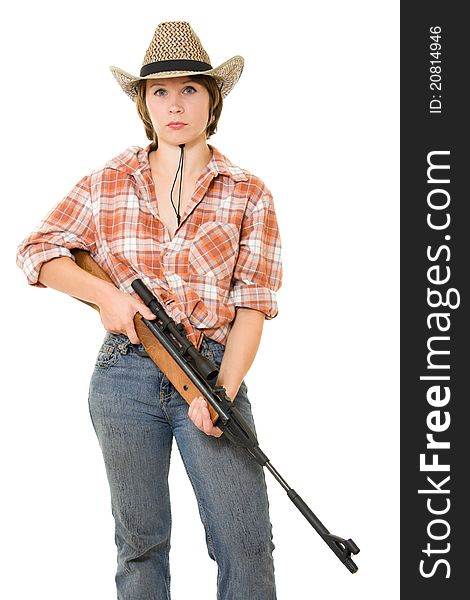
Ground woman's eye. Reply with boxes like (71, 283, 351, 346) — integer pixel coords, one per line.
(153, 85, 196, 96)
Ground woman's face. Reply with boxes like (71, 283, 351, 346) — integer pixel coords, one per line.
(145, 76, 210, 147)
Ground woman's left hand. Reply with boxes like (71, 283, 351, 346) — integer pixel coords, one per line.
(188, 396, 224, 437)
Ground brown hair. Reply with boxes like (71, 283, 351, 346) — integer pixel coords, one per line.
(135, 75, 223, 151)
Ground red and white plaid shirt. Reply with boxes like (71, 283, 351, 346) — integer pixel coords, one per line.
(16, 143, 283, 348)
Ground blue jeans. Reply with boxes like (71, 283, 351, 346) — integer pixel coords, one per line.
(88, 331, 277, 600)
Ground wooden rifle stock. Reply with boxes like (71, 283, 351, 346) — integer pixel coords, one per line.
(70, 249, 219, 423)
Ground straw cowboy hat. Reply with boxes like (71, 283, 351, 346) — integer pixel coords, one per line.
(110, 21, 244, 101)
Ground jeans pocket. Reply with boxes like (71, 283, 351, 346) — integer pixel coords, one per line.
(95, 342, 119, 368)
(95, 333, 128, 368)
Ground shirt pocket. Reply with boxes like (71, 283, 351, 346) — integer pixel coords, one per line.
(188, 221, 239, 280)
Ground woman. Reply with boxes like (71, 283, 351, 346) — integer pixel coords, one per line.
(16, 21, 282, 600)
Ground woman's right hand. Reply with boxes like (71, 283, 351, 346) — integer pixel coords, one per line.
(97, 285, 156, 344)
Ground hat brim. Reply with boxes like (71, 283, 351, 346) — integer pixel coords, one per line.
(110, 55, 244, 101)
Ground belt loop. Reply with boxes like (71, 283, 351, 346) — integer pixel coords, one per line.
(132, 343, 150, 357)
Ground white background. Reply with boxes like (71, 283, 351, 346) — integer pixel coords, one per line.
(1, 1, 399, 598)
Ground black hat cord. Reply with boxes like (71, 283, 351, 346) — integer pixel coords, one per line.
(170, 143, 185, 227)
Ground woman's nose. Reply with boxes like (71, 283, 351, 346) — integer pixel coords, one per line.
(168, 94, 183, 113)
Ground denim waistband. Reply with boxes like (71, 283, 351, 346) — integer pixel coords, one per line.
(102, 331, 224, 358)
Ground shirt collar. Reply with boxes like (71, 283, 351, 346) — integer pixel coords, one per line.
(104, 143, 249, 182)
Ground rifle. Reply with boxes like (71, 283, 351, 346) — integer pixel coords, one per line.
(71, 249, 360, 573)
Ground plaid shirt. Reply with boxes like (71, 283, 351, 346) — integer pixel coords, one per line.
(16, 143, 283, 348)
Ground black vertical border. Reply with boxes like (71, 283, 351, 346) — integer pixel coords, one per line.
(401, 2, 468, 597)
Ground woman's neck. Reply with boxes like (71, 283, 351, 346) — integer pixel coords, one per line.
(149, 138, 213, 180)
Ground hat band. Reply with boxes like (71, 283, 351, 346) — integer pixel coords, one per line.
(140, 59, 213, 77)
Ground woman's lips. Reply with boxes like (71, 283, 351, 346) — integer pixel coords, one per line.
(167, 122, 187, 129)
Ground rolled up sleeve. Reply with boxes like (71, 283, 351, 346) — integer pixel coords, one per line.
(16, 175, 96, 288)
(229, 184, 283, 318)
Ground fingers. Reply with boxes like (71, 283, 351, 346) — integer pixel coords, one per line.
(127, 314, 141, 344)
(126, 324, 140, 344)
(188, 397, 223, 438)
(136, 301, 156, 321)
(127, 302, 155, 344)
